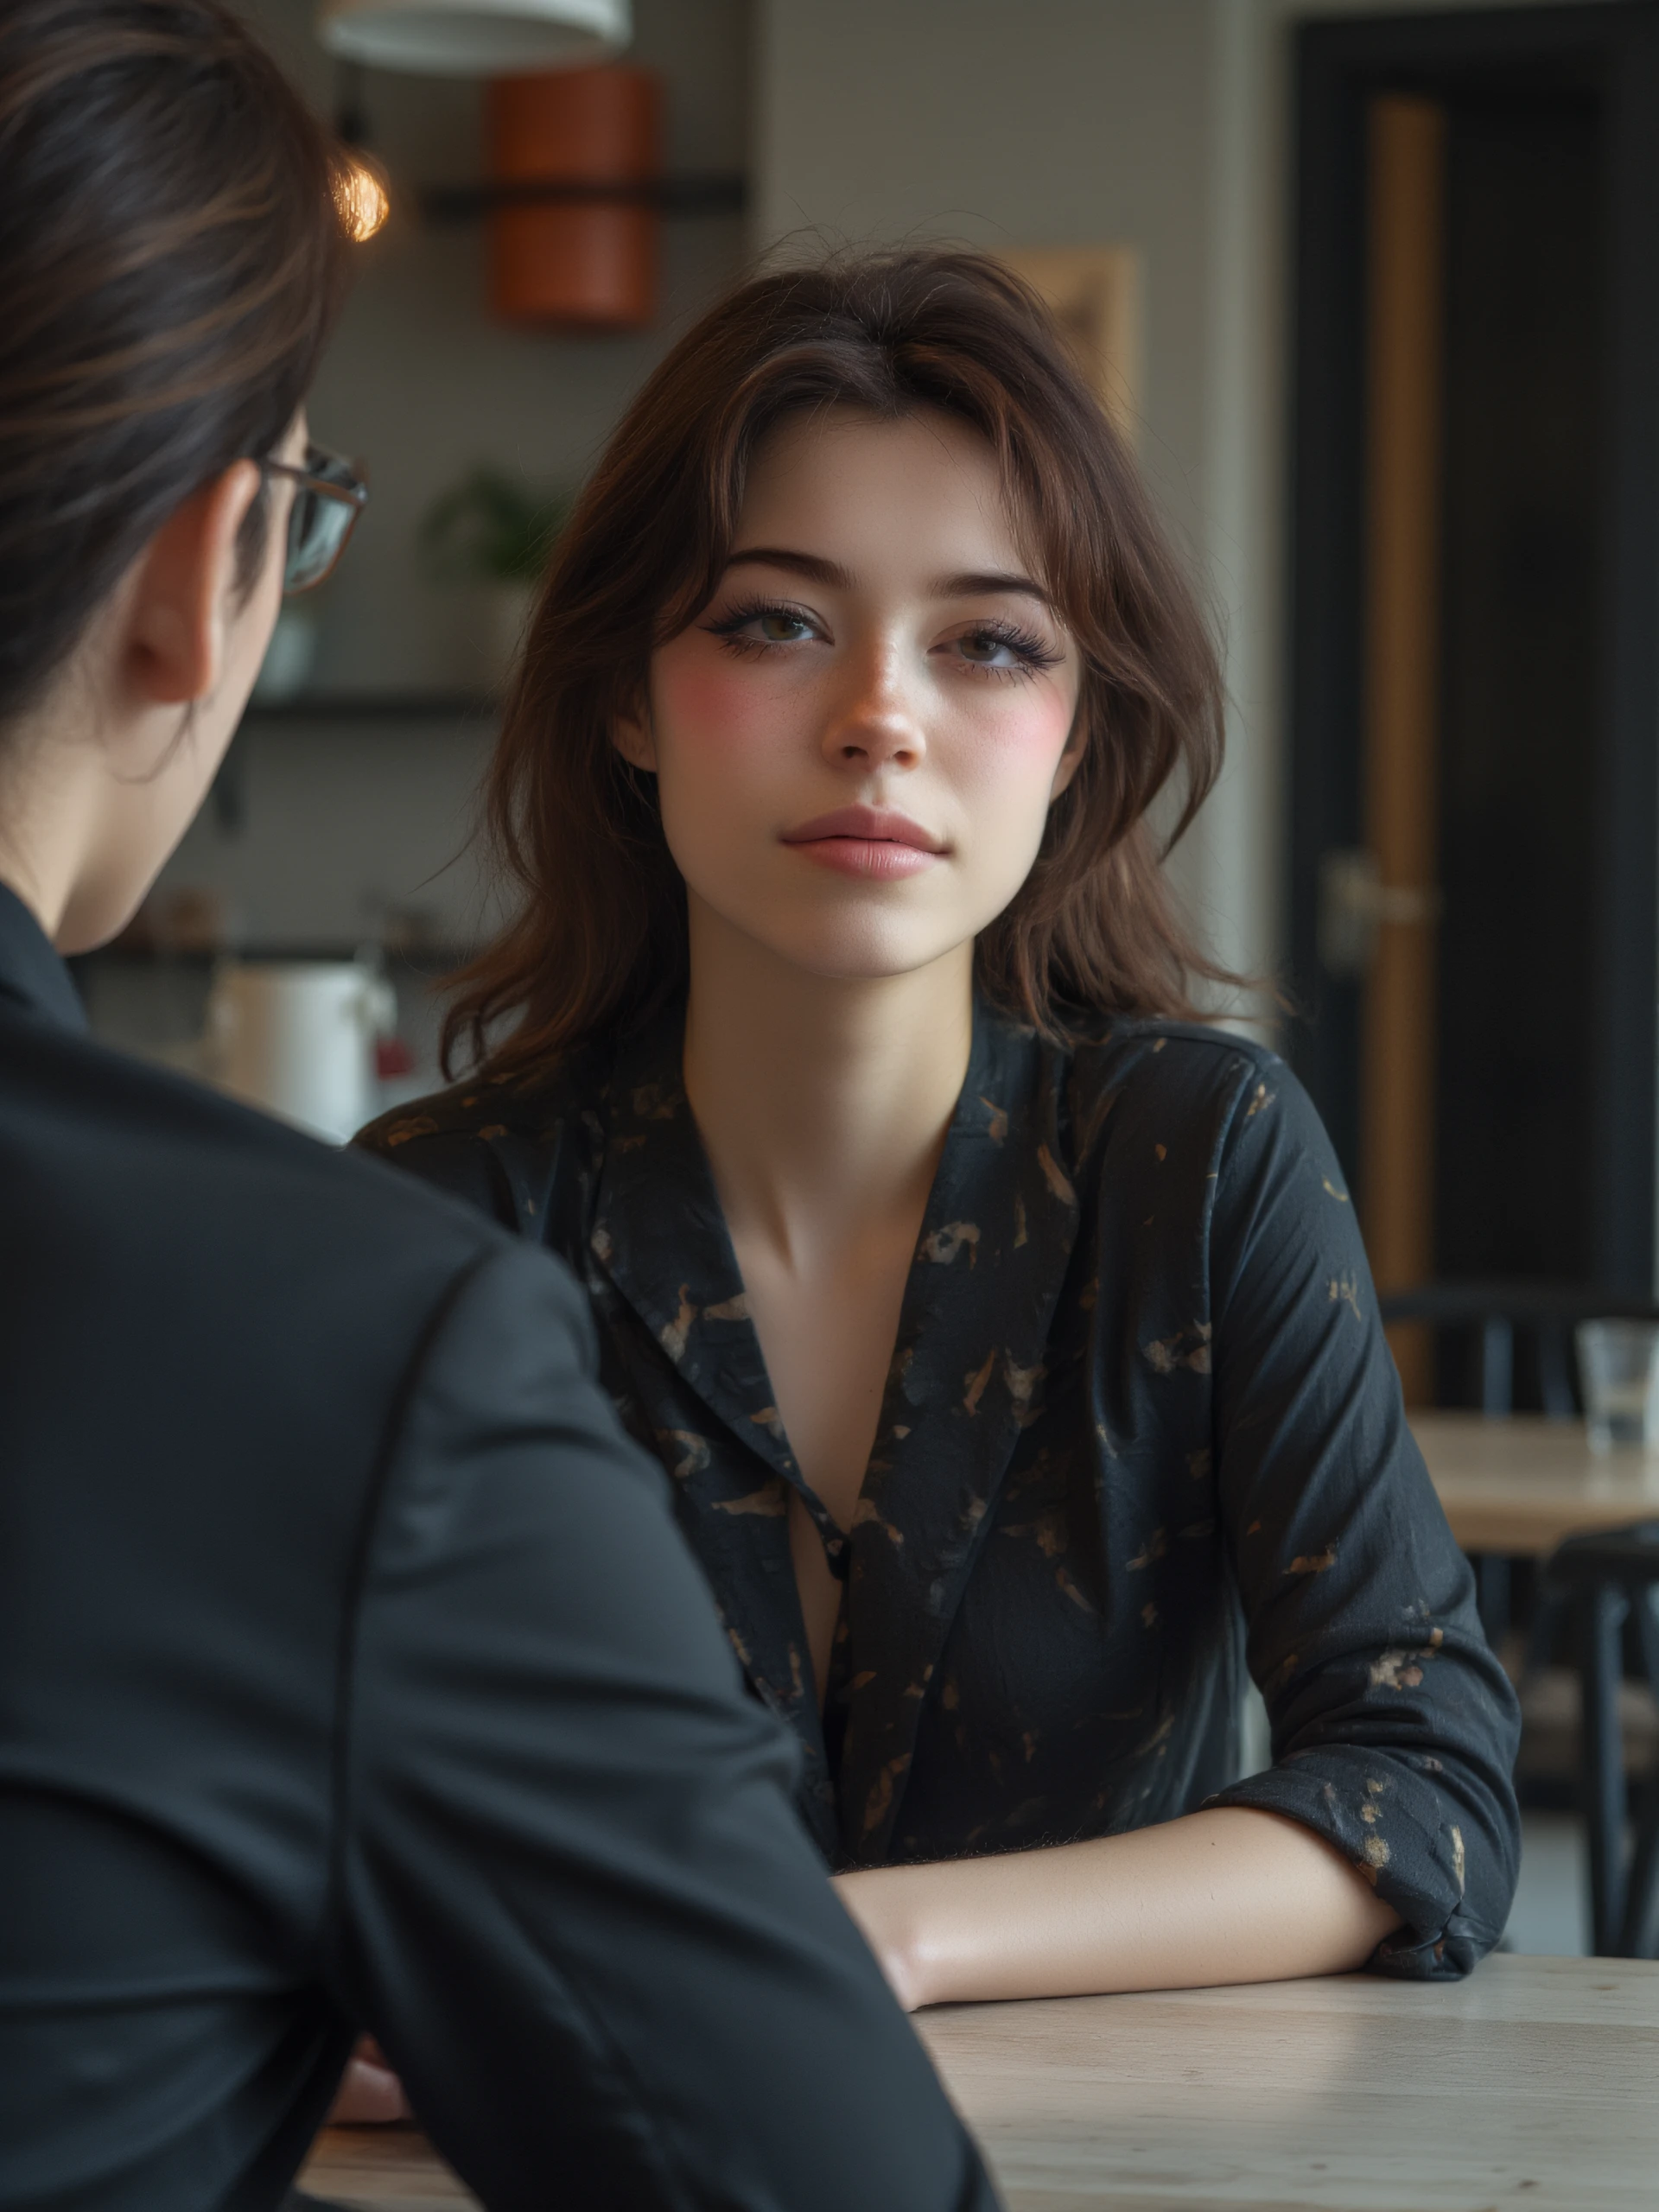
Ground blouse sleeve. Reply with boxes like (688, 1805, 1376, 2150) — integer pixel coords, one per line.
(1199, 1055, 1521, 1977)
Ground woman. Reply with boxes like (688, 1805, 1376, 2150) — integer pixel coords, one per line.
(363, 250, 1520, 2005)
(0, 15, 1001, 2208)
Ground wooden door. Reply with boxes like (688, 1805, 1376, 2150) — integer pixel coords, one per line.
(1359, 96, 1446, 1404)
(1291, 10, 1659, 1402)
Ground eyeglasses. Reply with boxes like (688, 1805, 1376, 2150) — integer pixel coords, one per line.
(261, 443, 368, 594)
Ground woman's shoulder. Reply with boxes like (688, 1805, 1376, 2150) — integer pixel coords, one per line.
(358, 1073, 543, 1160)
(354, 1040, 615, 1224)
(1040, 1011, 1345, 1234)
(361, 1033, 615, 1148)
(1055, 1010, 1298, 1144)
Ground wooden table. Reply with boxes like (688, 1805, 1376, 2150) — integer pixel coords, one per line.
(1412, 1409, 1659, 1555)
(300, 1954, 1659, 2211)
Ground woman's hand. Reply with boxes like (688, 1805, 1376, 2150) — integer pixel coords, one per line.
(327, 2035, 412, 2124)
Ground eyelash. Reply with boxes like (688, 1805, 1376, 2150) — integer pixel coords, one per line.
(701, 596, 1064, 679)
(702, 595, 818, 658)
(965, 619, 1065, 677)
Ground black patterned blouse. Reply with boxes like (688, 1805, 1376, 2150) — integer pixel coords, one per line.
(359, 999, 1521, 1979)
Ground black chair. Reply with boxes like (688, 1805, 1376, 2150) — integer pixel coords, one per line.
(1543, 1524, 1659, 1958)
(1384, 1284, 1659, 1955)
(1377, 1281, 1659, 1420)
(1378, 1282, 1659, 1641)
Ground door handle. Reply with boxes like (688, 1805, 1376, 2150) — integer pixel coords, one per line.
(1318, 849, 1442, 978)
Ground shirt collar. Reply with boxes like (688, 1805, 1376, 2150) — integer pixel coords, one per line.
(0, 878, 89, 1034)
(588, 990, 1084, 1866)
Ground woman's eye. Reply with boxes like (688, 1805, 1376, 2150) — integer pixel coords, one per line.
(705, 604, 819, 652)
(754, 611, 812, 644)
(945, 621, 1063, 675)
(958, 628, 1017, 665)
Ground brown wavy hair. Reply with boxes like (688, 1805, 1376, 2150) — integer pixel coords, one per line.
(445, 247, 1233, 1081)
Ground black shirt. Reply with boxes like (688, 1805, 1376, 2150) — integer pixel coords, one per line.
(0, 885, 995, 2212)
(362, 996, 1522, 1979)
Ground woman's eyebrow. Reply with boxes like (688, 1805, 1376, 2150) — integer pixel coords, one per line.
(721, 549, 1056, 611)
(933, 569, 1056, 607)
(722, 547, 853, 588)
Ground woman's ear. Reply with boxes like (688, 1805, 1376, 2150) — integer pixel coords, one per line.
(119, 461, 264, 709)
(611, 699, 658, 773)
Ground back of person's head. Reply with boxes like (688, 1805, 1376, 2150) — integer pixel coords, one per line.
(447, 246, 1231, 1082)
(0, 0, 353, 735)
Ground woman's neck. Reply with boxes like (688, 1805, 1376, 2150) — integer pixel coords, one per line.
(0, 721, 96, 944)
(681, 895, 974, 1274)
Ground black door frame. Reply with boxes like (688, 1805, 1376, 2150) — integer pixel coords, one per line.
(1287, 2, 1659, 1292)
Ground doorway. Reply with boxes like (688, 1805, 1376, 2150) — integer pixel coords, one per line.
(1289, 4, 1659, 1402)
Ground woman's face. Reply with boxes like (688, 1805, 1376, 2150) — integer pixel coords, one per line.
(621, 406, 1084, 987)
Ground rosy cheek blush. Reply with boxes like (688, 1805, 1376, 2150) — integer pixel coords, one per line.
(1004, 692, 1077, 754)
(655, 658, 786, 758)
(954, 693, 1077, 792)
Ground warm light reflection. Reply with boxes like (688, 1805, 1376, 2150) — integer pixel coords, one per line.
(336, 157, 389, 243)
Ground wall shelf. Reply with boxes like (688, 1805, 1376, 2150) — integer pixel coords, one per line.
(420, 175, 747, 224)
(242, 693, 499, 726)
(72, 941, 468, 969)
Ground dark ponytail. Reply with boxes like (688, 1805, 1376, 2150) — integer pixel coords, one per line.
(0, 0, 355, 728)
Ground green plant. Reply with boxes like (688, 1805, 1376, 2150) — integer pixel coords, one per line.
(419, 467, 571, 586)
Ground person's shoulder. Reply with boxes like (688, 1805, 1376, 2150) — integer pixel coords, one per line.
(1058, 1009, 1289, 1135)
(356, 1074, 533, 1160)
(8, 1014, 520, 1286)
(354, 1044, 617, 1233)
(1051, 1012, 1346, 1206)
(1045, 1014, 1344, 1242)
(356, 1045, 606, 1166)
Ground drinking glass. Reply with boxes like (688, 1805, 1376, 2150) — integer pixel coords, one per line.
(1574, 1319, 1659, 1452)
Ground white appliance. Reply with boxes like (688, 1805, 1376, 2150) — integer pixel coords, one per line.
(206, 960, 397, 1145)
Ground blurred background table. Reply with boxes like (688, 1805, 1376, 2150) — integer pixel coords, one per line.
(301, 1954, 1659, 2210)
(1412, 1409, 1659, 1555)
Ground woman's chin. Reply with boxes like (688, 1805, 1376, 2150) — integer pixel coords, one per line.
(743, 921, 976, 988)
(684, 877, 993, 988)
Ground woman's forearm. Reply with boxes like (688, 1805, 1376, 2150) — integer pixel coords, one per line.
(831, 1806, 1403, 2012)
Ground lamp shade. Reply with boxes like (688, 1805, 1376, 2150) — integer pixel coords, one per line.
(317, 0, 630, 75)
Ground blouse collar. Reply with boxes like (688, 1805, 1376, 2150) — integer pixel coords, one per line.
(588, 993, 1083, 1864)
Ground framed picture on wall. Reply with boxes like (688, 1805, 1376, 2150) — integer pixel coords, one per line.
(1000, 245, 1141, 443)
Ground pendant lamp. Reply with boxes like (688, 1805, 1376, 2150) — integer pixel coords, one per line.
(317, 0, 630, 75)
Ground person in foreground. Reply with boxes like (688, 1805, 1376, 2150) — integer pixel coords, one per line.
(363, 248, 1523, 2010)
(0, 10, 998, 2209)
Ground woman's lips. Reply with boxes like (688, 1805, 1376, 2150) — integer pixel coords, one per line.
(791, 837, 940, 880)
(780, 805, 945, 880)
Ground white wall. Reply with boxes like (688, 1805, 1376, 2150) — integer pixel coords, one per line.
(756, 2, 1217, 567)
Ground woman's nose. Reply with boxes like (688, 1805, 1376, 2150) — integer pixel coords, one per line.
(820, 655, 927, 772)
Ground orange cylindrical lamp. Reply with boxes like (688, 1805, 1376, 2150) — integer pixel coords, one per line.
(486, 64, 661, 327)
